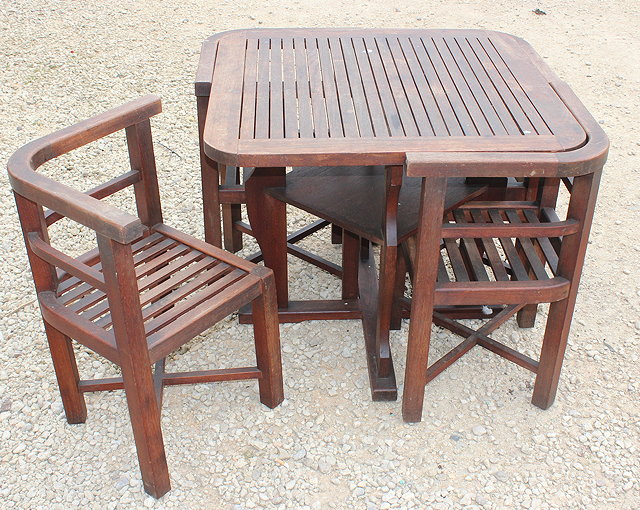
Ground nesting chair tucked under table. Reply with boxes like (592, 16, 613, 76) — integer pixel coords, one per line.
(7, 95, 284, 498)
(399, 105, 607, 422)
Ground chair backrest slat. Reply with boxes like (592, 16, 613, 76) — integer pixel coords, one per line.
(45, 170, 141, 226)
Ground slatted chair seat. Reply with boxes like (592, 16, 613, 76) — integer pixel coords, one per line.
(431, 204, 575, 303)
(36, 224, 266, 367)
(8, 96, 284, 498)
(400, 202, 577, 386)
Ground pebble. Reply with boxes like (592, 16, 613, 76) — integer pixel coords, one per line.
(472, 426, 487, 436)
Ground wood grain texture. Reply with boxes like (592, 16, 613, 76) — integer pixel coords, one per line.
(202, 29, 589, 167)
(9, 98, 284, 498)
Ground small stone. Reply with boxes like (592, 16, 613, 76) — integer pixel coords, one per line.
(292, 448, 307, 461)
(450, 434, 462, 442)
(493, 470, 509, 482)
(114, 476, 129, 490)
(635, 321, 640, 331)
(318, 455, 337, 473)
(476, 494, 490, 506)
(0, 399, 11, 413)
(472, 425, 487, 436)
(354, 487, 365, 497)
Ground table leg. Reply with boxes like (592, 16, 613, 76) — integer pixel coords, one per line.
(244, 167, 288, 308)
(369, 165, 403, 395)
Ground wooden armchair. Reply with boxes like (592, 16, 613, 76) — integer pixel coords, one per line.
(400, 86, 609, 422)
(7, 96, 284, 497)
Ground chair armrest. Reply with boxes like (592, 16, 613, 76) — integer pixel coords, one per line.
(7, 96, 161, 243)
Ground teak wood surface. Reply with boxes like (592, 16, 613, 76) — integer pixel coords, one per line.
(8, 96, 284, 497)
(200, 28, 607, 400)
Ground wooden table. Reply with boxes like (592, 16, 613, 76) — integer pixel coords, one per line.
(200, 28, 591, 400)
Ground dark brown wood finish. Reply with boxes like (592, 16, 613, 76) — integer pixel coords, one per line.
(400, 80, 608, 420)
(203, 29, 585, 167)
(200, 28, 606, 402)
(8, 96, 284, 497)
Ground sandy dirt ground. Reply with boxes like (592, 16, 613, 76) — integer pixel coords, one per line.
(0, 1, 638, 509)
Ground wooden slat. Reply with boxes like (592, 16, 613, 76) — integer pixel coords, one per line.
(443, 238, 470, 282)
(328, 37, 359, 137)
(487, 209, 530, 281)
(374, 36, 419, 136)
(352, 37, 390, 137)
(363, 35, 404, 136)
(339, 37, 375, 137)
(466, 37, 536, 135)
(505, 209, 549, 280)
(132, 238, 176, 266)
(469, 209, 509, 281)
(137, 250, 206, 292)
(57, 229, 167, 300)
(406, 37, 463, 136)
(139, 259, 224, 309)
(153, 224, 257, 272)
(293, 37, 314, 139)
(491, 34, 586, 148)
(255, 37, 271, 139)
(478, 37, 550, 135)
(134, 243, 191, 278)
(317, 37, 344, 137)
(421, 37, 477, 136)
(437, 255, 451, 282)
(83, 256, 219, 322)
(456, 37, 521, 135)
(434, 37, 493, 136)
(435, 278, 570, 306)
(281, 37, 299, 138)
(442, 218, 579, 238)
(444, 36, 506, 135)
(240, 38, 259, 140)
(306, 37, 329, 138)
(269, 37, 284, 139)
(453, 210, 489, 281)
(147, 275, 262, 362)
(143, 269, 247, 336)
(67, 288, 107, 314)
(523, 209, 560, 274)
(459, 200, 539, 209)
(386, 37, 434, 136)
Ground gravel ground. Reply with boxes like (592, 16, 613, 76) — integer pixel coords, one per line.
(1, 1, 639, 509)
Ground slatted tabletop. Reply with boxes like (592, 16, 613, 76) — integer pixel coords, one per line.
(202, 28, 587, 167)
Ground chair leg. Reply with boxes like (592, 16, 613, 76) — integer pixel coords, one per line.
(197, 96, 222, 247)
(121, 363, 171, 498)
(390, 250, 407, 330)
(331, 224, 343, 244)
(222, 166, 243, 253)
(43, 321, 87, 424)
(531, 298, 573, 409)
(341, 229, 360, 300)
(251, 268, 284, 409)
(517, 305, 538, 328)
